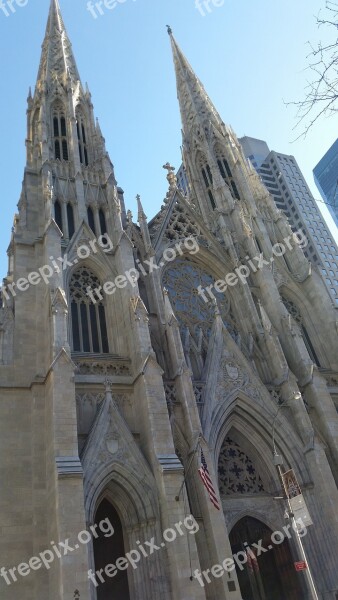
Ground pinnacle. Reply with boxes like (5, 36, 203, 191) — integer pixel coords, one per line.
(169, 33, 225, 134)
(36, 0, 81, 88)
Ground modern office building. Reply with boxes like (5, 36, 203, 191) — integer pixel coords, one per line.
(239, 136, 338, 304)
(313, 138, 338, 228)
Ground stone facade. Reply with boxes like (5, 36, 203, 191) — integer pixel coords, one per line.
(0, 2, 338, 599)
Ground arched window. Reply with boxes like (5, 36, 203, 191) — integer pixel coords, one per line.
(70, 267, 109, 354)
(54, 200, 63, 233)
(215, 147, 240, 200)
(87, 206, 96, 234)
(67, 203, 75, 239)
(76, 111, 89, 166)
(198, 155, 216, 209)
(53, 104, 69, 161)
(281, 296, 320, 366)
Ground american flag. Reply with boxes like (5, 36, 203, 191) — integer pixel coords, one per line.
(198, 448, 221, 510)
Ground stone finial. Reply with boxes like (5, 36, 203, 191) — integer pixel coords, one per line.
(163, 162, 177, 189)
(166, 25, 172, 35)
(104, 379, 113, 393)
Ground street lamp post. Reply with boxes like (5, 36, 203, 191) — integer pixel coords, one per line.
(272, 394, 320, 600)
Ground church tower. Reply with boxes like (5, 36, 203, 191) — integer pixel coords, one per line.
(0, 3, 338, 599)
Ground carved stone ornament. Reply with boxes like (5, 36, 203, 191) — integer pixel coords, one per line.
(106, 436, 119, 455)
(224, 363, 239, 381)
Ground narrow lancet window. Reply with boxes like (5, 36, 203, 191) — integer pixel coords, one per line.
(54, 200, 63, 233)
(70, 267, 109, 354)
(52, 105, 69, 161)
(76, 111, 89, 166)
(67, 203, 75, 239)
(200, 158, 216, 210)
(87, 206, 96, 234)
(216, 150, 241, 200)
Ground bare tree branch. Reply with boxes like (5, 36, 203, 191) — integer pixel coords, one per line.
(286, 1, 338, 138)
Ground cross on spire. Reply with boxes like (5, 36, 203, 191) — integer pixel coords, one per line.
(163, 162, 177, 188)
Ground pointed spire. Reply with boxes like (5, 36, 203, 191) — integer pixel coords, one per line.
(36, 0, 80, 88)
(169, 34, 225, 134)
(136, 194, 147, 222)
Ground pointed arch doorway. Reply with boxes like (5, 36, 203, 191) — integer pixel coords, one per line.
(93, 498, 131, 600)
(229, 516, 304, 600)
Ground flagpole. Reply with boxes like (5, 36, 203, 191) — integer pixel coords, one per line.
(175, 433, 202, 502)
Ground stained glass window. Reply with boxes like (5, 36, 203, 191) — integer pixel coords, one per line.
(162, 259, 237, 343)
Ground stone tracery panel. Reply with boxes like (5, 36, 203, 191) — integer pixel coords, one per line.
(218, 436, 265, 495)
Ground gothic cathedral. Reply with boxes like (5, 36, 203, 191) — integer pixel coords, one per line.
(0, 2, 338, 599)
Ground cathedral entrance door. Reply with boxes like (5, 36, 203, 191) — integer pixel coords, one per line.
(93, 499, 131, 600)
(229, 516, 304, 600)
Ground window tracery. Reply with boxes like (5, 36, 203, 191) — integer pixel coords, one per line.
(70, 267, 109, 354)
(165, 203, 201, 242)
(162, 259, 238, 343)
(218, 436, 265, 495)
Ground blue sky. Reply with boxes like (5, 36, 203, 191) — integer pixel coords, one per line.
(0, 0, 337, 278)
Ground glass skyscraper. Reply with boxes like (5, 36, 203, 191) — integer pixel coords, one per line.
(313, 138, 338, 228)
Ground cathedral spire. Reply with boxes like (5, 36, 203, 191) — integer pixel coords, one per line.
(36, 0, 81, 89)
(169, 33, 225, 135)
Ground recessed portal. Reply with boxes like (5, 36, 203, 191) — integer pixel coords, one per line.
(229, 516, 304, 600)
(93, 498, 131, 600)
